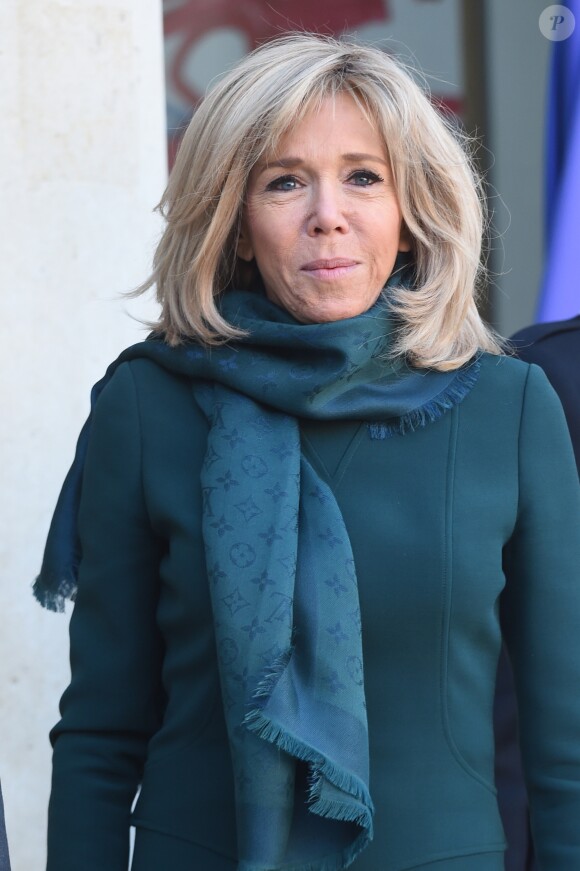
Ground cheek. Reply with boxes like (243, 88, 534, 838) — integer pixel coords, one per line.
(251, 223, 296, 277)
(250, 229, 282, 273)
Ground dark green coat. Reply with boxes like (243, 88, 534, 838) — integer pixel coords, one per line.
(47, 353, 580, 871)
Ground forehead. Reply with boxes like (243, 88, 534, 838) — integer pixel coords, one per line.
(258, 92, 388, 167)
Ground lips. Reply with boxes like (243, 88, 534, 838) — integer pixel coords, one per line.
(301, 258, 358, 271)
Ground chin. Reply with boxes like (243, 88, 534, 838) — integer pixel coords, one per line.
(300, 303, 372, 324)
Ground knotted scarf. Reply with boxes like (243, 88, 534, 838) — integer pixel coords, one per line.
(35, 266, 480, 870)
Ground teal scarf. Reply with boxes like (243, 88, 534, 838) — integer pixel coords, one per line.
(35, 268, 480, 870)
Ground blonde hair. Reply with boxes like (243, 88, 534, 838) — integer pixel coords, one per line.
(137, 33, 502, 370)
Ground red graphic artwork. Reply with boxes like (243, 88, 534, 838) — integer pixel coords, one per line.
(163, 0, 388, 162)
(164, 0, 387, 111)
(163, 0, 461, 164)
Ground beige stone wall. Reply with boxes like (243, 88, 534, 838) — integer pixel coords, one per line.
(0, 1, 166, 867)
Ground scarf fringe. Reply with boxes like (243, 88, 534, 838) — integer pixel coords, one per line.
(307, 766, 373, 828)
(251, 647, 295, 700)
(367, 356, 481, 440)
(244, 710, 373, 829)
(32, 571, 77, 613)
(242, 649, 373, 870)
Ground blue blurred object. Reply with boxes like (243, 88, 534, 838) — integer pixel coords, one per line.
(0, 782, 10, 871)
(537, 0, 580, 321)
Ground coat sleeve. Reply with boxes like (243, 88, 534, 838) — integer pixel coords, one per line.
(502, 363, 580, 869)
(47, 363, 166, 871)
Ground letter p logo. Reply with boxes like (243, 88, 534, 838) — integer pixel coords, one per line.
(540, 5, 576, 40)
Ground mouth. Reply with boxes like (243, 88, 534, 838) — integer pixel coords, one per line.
(301, 258, 359, 279)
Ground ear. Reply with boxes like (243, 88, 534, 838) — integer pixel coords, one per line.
(398, 222, 413, 253)
(237, 219, 254, 262)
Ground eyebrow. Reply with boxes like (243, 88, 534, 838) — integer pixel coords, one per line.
(257, 152, 389, 171)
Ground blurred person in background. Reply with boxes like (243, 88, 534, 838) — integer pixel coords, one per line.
(511, 317, 580, 469)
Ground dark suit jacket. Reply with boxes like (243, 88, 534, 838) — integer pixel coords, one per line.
(496, 316, 580, 871)
(511, 316, 580, 469)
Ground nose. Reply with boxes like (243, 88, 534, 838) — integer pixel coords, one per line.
(306, 181, 349, 236)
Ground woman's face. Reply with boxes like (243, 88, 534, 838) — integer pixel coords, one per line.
(238, 92, 411, 323)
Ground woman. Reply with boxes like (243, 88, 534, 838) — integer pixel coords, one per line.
(35, 33, 580, 871)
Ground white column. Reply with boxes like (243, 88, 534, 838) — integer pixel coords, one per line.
(0, 1, 167, 867)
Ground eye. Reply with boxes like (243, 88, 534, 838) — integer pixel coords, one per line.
(348, 169, 384, 186)
(265, 174, 300, 192)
